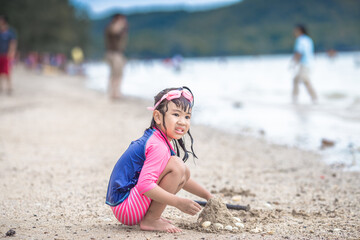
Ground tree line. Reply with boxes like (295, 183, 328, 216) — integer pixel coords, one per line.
(0, 0, 90, 58)
(1, 0, 359, 59)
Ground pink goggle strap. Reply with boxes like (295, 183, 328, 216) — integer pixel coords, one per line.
(147, 89, 193, 111)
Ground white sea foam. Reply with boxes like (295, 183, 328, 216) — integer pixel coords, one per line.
(84, 52, 360, 170)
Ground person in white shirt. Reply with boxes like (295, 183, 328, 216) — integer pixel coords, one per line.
(291, 24, 317, 104)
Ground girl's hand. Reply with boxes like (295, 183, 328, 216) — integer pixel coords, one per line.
(176, 198, 202, 215)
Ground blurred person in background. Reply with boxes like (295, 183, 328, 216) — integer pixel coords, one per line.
(291, 24, 317, 104)
(69, 46, 84, 75)
(0, 15, 17, 95)
(105, 14, 128, 100)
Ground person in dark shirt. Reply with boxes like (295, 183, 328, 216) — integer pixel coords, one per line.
(105, 14, 128, 100)
(0, 15, 17, 95)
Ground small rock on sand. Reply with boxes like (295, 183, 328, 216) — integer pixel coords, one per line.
(235, 222, 245, 228)
(201, 221, 211, 228)
(264, 202, 272, 209)
(231, 195, 242, 202)
(250, 227, 262, 233)
(214, 223, 224, 229)
(224, 225, 233, 231)
(6, 229, 16, 237)
(320, 138, 335, 149)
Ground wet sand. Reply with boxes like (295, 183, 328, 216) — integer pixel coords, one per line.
(0, 66, 359, 239)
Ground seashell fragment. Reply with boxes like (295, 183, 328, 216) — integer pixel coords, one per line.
(250, 227, 262, 233)
(231, 195, 242, 202)
(213, 223, 224, 229)
(233, 217, 241, 222)
(264, 202, 272, 209)
(201, 221, 211, 228)
(233, 227, 239, 231)
(225, 225, 233, 231)
(235, 222, 244, 228)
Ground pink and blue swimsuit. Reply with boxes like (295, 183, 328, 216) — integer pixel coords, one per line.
(106, 128, 175, 225)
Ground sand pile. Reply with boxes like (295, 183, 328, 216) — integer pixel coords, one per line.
(196, 197, 244, 232)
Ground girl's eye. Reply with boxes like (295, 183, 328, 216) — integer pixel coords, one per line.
(173, 113, 179, 117)
(185, 116, 191, 120)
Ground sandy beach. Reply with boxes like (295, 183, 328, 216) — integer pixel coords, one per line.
(1, 66, 359, 239)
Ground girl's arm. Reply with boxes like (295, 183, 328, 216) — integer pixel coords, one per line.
(183, 178, 213, 200)
(144, 186, 201, 215)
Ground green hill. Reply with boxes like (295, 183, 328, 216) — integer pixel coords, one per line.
(90, 0, 360, 58)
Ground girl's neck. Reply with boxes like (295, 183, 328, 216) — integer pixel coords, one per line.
(154, 125, 173, 142)
(153, 126, 175, 153)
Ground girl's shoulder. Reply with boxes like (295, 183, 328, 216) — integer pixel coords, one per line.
(145, 128, 172, 154)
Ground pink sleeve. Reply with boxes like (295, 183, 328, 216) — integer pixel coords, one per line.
(137, 142, 170, 194)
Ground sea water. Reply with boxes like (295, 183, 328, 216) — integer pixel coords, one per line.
(84, 52, 360, 170)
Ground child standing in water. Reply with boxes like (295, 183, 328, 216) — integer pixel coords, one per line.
(106, 87, 212, 233)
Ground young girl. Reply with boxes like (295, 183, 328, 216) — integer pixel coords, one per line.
(106, 87, 212, 233)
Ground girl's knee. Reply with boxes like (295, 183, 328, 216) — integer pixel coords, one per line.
(167, 156, 187, 176)
(184, 165, 190, 181)
(157, 156, 186, 184)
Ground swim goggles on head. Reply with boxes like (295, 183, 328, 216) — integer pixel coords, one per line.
(147, 89, 193, 111)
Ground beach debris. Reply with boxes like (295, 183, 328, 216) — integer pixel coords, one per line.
(250, 227, 262, 233)
(233, 217, 241, 222)
(201, 221, 211, 228)
(264, 202, 272, 209)
(214, 223, 224, 230)
(231, 195, 242, 202)
(6, 229, 16, 237)
(233, 227, 239, 230)
(333, 228, 341, 232)
(235, 222, 245, 228)
(320, 138, 335, 149)
(224, 225, 233, 231)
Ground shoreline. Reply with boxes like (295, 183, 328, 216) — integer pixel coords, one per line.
(85, 54, 360, 171)
(0, 66, 359, 239)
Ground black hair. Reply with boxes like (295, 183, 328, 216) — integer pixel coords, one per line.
(112, 13, 125, 20)
(295, 24, 308, 35)
(149, 86, 197, 162)
(0, 15, 8, 23)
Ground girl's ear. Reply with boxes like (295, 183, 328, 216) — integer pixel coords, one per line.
(153, 110, 162, 125)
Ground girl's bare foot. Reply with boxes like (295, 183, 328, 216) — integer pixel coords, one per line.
(140, 218, 181, 233)
(161, 217, 173, 224)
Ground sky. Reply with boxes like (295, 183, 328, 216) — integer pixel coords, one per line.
(71, 0, 242, 17)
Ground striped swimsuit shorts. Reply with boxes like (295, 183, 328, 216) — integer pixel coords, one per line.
(110, 185, 152, 226)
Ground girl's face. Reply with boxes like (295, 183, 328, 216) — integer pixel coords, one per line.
(154, 101, 191, 141)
